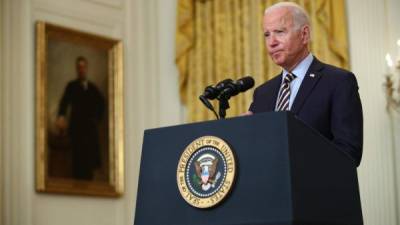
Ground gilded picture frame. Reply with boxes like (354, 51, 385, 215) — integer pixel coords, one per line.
(35, 21, 124, 197)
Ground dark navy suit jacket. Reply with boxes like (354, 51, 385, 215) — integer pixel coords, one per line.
(249, 58, 363, 166)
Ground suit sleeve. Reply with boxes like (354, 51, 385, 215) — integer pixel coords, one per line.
(249, 87, 259, 113)
(94, 86, 105, 121)
(58, 82, 72, 116)
(331, 73, 363, 166)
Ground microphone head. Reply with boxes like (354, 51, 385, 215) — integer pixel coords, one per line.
(202, 79, 234, 100)
(219, 76, 254, 99)
(215, 79, 233, 91)
(203, 86, 219, 99)
(236, 76, 255, 92)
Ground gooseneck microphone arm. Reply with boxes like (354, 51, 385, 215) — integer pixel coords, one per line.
(199, 94, 219, 119)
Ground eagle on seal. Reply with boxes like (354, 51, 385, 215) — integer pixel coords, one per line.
(194, 153, 219, 191)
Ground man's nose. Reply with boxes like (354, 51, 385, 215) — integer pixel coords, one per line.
(268, 35, 278, 48)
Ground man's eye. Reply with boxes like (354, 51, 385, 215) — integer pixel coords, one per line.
(264, 32, 270, 37)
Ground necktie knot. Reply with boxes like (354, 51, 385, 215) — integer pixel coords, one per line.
(284, 73, 296, 83)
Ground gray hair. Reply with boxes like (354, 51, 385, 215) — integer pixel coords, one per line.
(264, 2, 311, 31)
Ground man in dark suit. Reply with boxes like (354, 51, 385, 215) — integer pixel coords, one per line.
(56, 56, 105, 180)
(248, 2, 363, 166)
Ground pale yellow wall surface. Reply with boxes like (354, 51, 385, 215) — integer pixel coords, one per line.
(0, 0, 3, 223)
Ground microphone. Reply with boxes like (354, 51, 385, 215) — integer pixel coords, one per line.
(199, 79, 233, 119)
(219, 76, 255, 99)
(199, 76, 254, 119)
(200, 79, 233, 100)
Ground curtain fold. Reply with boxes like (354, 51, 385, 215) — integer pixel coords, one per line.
(176, 0, 350, 122)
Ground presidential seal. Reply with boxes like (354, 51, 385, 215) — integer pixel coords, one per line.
(176, 136, 236, 208)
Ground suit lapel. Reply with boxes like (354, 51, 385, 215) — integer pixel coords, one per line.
(265, 74, 283, 111)
(291, 58, 324, 114)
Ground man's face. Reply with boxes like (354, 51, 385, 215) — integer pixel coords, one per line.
(263, 8, 310, 71)
(76, 60, 88, 80)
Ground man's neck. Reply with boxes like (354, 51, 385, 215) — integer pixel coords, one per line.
(283, 50, 310, 72)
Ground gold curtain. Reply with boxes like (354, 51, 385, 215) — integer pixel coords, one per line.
(176, 0, 349, 122)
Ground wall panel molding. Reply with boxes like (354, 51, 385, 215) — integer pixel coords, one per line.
(121, 0, 144, 223)
(85, 0, 124, 9)
(156, 0, 183, 125)
(0, 0, 4, 222)
(2, 0, 34, 224)
(33, 0, 123, 38)
(123, 0, 161, 223)
(123, 0, 184, 224)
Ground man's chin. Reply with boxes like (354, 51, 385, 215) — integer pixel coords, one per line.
(272, 58, 286, 67)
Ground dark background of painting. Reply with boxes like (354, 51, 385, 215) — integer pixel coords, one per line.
(46, 38, 109, 182)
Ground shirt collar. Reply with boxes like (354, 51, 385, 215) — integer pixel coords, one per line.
(282, 53, 314, 79)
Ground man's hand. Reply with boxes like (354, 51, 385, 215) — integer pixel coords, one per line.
(56, 116, 67, 135)
(240, 111, 253, 116)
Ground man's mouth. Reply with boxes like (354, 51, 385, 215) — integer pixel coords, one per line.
(270, 50, 283, 58)
(270, 50, 282, 55)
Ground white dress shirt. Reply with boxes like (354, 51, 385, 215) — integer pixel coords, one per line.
(275, 53, 314, 111)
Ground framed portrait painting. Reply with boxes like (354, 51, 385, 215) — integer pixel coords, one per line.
(35, 21, 124, 197)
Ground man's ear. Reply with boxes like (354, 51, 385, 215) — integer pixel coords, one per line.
(301, 25, 311, 44)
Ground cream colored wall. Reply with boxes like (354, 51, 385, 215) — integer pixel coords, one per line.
(1, 0, 400, 225)
(386, 0, 400, 223)
(347, 0, 400, 224)
(2, 0, 34, 224)
(0, 0, 3, 222)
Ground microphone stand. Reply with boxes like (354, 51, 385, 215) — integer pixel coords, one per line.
(217, 93, 230, 119)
